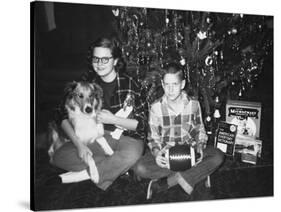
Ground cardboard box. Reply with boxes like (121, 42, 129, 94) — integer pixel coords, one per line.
(235, 135, 262, 164)
(226, 100, 261, 138)
(235, 134, 262, 159)
(241, 152, 258, 165)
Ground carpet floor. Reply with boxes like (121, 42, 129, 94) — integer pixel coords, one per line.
(33, 146, 273, 211)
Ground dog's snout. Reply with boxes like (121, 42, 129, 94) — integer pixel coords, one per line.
(85, 106, 93, 114)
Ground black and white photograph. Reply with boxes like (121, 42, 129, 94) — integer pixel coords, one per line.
(31, 0, 274, 211)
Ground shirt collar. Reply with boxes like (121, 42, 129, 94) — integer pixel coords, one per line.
(162, 91, 190, 106)
(95, 71, 119, 84)
(161, 91, 190, 115)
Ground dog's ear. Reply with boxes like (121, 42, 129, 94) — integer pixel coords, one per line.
(91, 82, 103, 110)
(90, 82, 103, 99)
(64, 81, 78, 97)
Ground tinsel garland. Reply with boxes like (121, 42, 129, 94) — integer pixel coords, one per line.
(111, 7, 272, 129)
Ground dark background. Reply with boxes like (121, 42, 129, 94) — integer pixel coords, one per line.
(35, 2, 115, 66)
(34, 2, 118, 134)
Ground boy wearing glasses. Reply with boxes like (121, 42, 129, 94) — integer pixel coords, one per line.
(133, 62, 224, 199)
(50, 37, 148, 191)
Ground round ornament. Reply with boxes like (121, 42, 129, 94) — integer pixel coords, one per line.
(205, 55, 213, 66)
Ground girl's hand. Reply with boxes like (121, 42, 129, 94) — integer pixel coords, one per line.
(97, 109, 116, 125)
(77, 143, 93, 162)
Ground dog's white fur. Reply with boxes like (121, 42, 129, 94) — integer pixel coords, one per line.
(48, 81, 113, 183)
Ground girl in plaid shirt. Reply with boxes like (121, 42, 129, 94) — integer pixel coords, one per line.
(51, 37, 147, 190)
(133, 63, 224, 199)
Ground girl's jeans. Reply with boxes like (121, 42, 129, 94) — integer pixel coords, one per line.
(52, 131, 144, 190)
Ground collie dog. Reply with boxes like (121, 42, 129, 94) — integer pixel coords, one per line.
(48, 81, 113, 183)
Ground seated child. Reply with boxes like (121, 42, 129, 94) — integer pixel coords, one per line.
(133, 62, 224, 199)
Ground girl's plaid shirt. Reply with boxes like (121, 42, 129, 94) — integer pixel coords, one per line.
(147, 92, 208, 151)
(55, 70, 148, 141)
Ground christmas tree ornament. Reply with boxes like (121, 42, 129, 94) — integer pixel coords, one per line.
(220, 50, 224, 60)
(213, 96, 221, 119)
(205, 115, 213, 135)
(215, 96, 219, 103)
(180, 57, 186, 66)
(165, 9, 169, 26)
(213, 109, 221, 118)
(231, 28, 238, 34)
(201, 68, 207, 76)
(113, 6, 272, 113)
(205, 55, 213, 66)
(197, 31, 207, 40)
(239, 89, 242, 97)
(112, 8, 119, 16)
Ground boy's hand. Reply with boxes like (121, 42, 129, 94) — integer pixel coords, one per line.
(195, 143, 204, 164)
(154, 148, 169, 169)
(196, 143, 205, 153)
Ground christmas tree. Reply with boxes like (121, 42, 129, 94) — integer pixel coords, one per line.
(111, 6, 273, 132)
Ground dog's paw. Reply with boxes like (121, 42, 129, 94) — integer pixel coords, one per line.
(87, 156, 99, 183)
(105, 149, 114, 156)
(89, 171, 99, 184)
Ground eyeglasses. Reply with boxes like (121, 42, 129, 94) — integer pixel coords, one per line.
(92, 56, 113, 64)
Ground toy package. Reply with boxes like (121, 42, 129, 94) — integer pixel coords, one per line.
(225, 100, 262, 164)
(226, 100, 261, 138)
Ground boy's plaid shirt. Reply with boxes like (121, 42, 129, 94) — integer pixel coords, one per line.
(55, 70, 148, 141)
(147, 91, 208, 151)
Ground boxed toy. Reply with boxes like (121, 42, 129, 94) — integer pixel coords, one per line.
(235, 134, 263, 164)
(235, 135, 262, 157)
(226, 100, 262, 138)
(225, 100, 262, 164)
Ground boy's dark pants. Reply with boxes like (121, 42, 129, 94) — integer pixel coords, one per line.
(133, 146, 224, 194)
